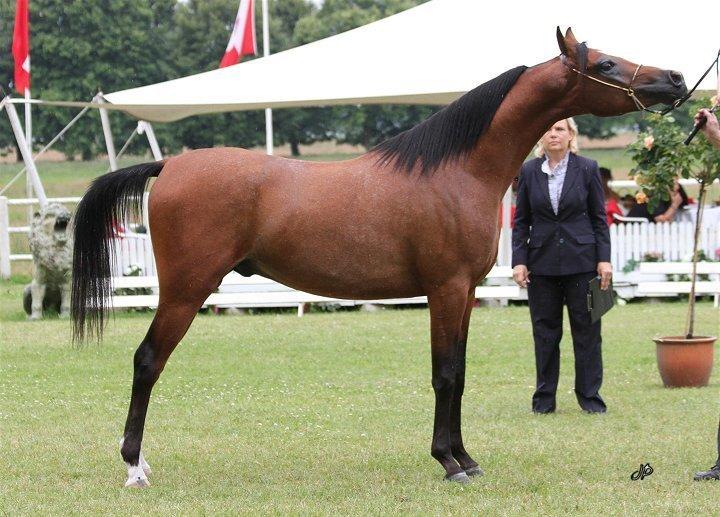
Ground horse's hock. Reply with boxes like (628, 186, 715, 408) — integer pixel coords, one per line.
(24, 202, 72, 319)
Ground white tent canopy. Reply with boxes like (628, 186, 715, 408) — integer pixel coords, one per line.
(13, 0, 720, 121)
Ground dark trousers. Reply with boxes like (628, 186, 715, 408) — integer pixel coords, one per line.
(527, 271, 606, 413)
(716, 416, 720, 465)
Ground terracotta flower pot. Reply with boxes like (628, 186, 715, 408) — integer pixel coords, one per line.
(654, 336, 717, 388)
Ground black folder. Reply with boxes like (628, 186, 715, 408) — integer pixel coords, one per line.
(587, 276, 615, 323)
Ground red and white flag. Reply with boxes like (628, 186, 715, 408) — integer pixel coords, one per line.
(219, 0, 257, 68)
(13, 0, 30, 94)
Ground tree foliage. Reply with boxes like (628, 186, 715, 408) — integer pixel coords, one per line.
(0, 0, 177, 159)
(627, 98, 720, 209)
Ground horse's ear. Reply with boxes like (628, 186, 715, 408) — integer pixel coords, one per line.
(564, 27, 579, 47)
(556, 26, 568, 55)
(557, 26, 579, 65)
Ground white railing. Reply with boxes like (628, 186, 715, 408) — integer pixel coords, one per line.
(112, 232, 156, 277)
(0, 195, 83, 277)
(610, 221, 720, 270)
(0, 194, 151, 278)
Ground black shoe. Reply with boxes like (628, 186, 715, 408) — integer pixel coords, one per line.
(693, 464, 720, 481)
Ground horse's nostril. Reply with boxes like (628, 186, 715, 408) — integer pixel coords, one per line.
(668, 70, 684, 87)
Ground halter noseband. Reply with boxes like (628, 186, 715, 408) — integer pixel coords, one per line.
(562, 57, 683, 115)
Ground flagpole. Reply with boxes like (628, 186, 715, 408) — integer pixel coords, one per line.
(25, 88, 32, 223)
(262, 0, 274, 156)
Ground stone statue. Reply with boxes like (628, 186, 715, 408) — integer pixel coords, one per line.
(23, 203, 73, 319)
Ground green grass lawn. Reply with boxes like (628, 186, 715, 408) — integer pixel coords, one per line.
(1, 276, 719, 514)
(582, 148, 635, 177)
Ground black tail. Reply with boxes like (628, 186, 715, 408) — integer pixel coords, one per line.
(71, 161, 165, 343)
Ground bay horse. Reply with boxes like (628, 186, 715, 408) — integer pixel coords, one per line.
(72, 28, 687, 487)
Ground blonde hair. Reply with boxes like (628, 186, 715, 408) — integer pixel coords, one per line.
(534, 117, 579, 158)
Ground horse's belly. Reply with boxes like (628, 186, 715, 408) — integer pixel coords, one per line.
(251, 247, 424, 300)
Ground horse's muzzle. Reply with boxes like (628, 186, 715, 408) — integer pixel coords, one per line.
(638, 70, 688, 105)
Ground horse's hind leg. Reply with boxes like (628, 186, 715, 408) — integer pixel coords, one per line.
(119, 270, 222, 488)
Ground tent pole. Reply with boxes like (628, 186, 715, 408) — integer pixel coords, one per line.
(96, 92, 118, 171)
(262, 0, 274, 156)
(265, 109, 273, 156)
(0, 196, 10, 279)
(5, 99, 46, 207)
(500, 187, 512, 266)
(137, 121, 163, 233)
(138, 121, 164, 161)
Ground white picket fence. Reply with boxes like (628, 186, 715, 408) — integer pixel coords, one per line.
(610, 221, 720, 269)
(112, 233, 156, 277)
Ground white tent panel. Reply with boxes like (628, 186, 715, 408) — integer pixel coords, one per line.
(91, 0, 718, 122)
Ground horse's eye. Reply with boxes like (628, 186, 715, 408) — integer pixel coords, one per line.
(599, 61, 615, 73)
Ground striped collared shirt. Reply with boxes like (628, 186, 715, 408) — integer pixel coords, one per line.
(541, 152, 569, 215)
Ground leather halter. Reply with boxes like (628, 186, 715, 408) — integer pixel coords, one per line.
(561, 56, 680, 115)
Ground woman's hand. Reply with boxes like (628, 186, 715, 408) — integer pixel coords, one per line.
(597, 262, 612, 290)
(513, 265, 530, 288)
(695, 108, 720, 148)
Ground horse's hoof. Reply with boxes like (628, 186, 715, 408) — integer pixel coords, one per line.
(139, 451, 152, 476)
(445, 471, 471, 484)
(124, 465, 150, 488)
(464, 466, 484, 477)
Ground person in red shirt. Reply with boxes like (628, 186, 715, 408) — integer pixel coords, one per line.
(599, 167, 623, 225)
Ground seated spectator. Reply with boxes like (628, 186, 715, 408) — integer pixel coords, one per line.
(628, 181, 688, 222)
(599, 167, 623, 225)
(620, 194, 636, 215)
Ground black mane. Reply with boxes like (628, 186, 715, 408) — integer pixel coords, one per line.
(371, 65, 528, 175)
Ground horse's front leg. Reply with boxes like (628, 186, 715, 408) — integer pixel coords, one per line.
(427, 281, 473, 483)
(449, 290, 483, 477)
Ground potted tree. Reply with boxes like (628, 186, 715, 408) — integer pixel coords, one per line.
(627, 100, 720, 387)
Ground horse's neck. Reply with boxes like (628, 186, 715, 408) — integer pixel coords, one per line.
(466, 60, 577, 194)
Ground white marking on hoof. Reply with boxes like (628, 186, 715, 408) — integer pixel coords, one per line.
(139, 450, 152, 477)
(125, 465, 150, 488)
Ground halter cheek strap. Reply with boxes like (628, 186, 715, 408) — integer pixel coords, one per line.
(562, 58, 682, 115)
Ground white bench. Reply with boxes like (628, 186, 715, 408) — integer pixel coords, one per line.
(637, 262, 720, 307)
(110, 266, 520, 316)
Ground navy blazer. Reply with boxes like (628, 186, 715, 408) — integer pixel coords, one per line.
(511, 153, 611, 276)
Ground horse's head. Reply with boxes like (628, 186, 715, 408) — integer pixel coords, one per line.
(556, 27, 687, 116)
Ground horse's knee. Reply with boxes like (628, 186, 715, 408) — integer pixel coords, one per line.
(431, 370, 456, 397)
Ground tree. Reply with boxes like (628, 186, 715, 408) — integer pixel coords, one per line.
(627, 98, 720, 338)
(0, 0, 178, 160)
(165, 0, 267, 151)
